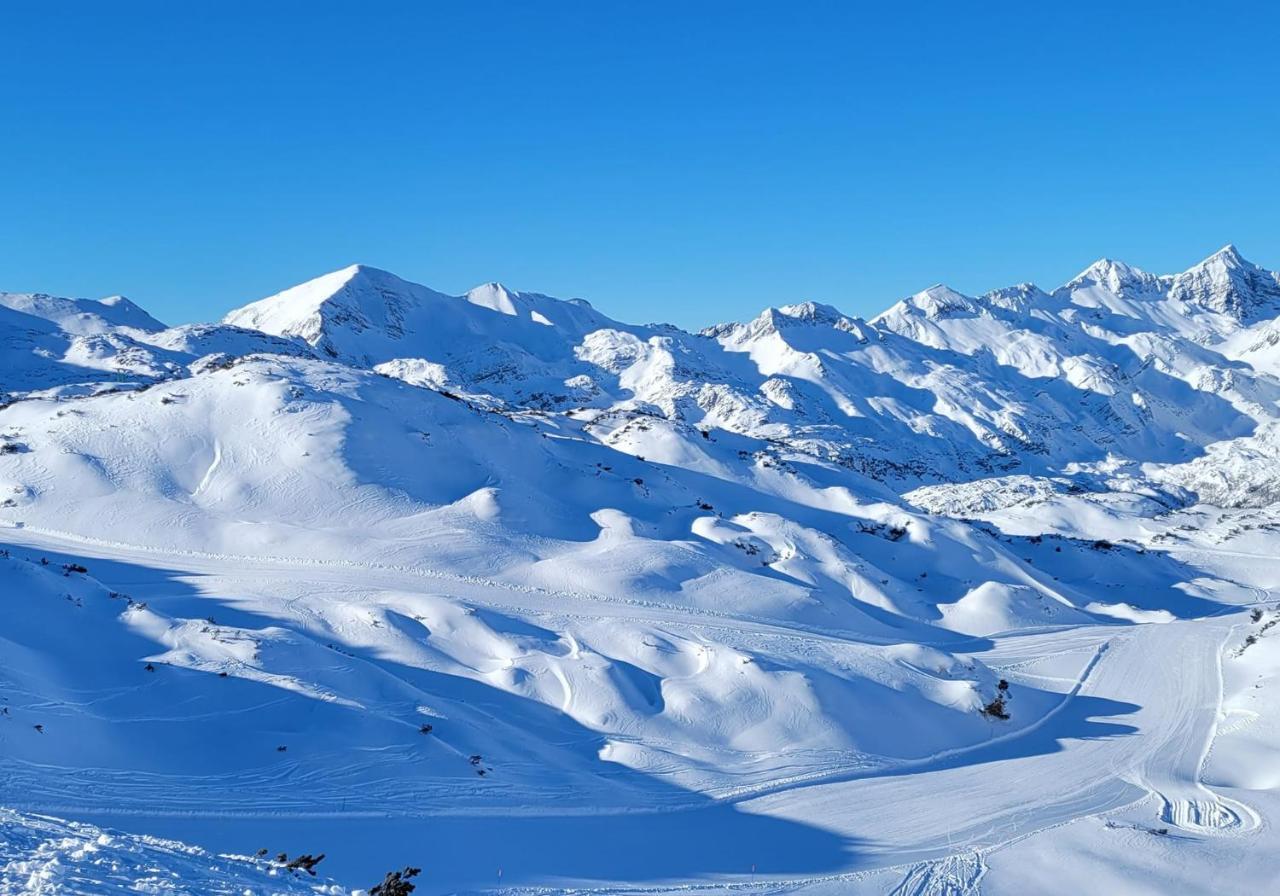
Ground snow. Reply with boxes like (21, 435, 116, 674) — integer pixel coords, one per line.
(0, 809, 348, 895)
(1, 245, 1280, 894)
(1168, 244, 1280, 320)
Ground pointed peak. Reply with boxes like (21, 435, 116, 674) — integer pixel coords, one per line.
(710, 300, 867, 344)
(1063, 257, 1161, 296)
(261, 263, 408, 301)
(867, 284, 974, 326)
(1079, 257, 1140, 279)
(1191, 243, 1247, 269)
(222, 264, 448, 347)
(334, 262, 407, 284)
(1170, 244, 1280, 319)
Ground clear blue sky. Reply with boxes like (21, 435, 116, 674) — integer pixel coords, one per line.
(3, 1, 1278, 329)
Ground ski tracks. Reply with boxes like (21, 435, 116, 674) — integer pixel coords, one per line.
(1149, 616, 1261, 835)
(889, 852, 986, 896)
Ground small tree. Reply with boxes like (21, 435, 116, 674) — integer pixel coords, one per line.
(981, 696, 1010, 720)
(284, 853, 325, 875)
(371, 866, 422, 895)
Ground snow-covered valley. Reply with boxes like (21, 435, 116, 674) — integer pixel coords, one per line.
(3, 246, 1280, 894)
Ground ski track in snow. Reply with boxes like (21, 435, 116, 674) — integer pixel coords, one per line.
(889, 852, 986, 896)
(191, 438, 222, 499)
(1144, 619, 1261, 835)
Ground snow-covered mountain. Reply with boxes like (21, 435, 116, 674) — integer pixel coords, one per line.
(212, 245, 1280, 496)
(3, 247, 1280, 894)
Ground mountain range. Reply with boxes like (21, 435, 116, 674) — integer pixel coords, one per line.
(2, 247, 1279, 894)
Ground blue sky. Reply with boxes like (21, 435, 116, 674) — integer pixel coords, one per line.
(3, 1, 1278, 328)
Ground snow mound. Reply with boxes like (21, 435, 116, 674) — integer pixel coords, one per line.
(938, 582, 1089, 635)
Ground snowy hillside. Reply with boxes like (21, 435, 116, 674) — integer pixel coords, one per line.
(2, 247, 1280, 894)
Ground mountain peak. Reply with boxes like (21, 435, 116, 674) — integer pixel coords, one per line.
(1212, 243, 1243, 263)
(1170, 244, 1280, 319)
(981, 282, 1048, 313)
(223, 264, 621, 367)
(1183, 244, 1255, 274)
(908, 284, 979, 318)
(776, 300, 849, 323)
(0, 290, 167, 334)
(1068, 257, 1161, 293)
(1169, 244, 1246, 276)
(313, 262, 401, 286)
(223, 265, 448, 354)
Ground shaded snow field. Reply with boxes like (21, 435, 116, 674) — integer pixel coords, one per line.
(0, 809, 347, 896)
(2, 246, 1280, 893)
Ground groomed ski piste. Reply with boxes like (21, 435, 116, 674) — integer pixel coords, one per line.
(2, 246, 1280, 894)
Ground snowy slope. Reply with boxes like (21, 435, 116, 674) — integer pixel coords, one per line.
(1, 246, 1280, 894)
(0, 809, 350, 895)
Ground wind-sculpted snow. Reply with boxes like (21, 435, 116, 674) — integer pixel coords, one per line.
(1, 246, 1279, 892)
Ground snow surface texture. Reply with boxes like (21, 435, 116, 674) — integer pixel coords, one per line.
(1, 246, 1279, 894)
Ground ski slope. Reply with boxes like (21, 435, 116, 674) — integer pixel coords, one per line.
(2, 247, 1280, 894)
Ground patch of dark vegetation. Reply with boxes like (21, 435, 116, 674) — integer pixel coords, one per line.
(855, 520, 908, 541)
(981, 680, 1012, 720)
(1237, 606, 1280, 657)
(371, 866, 422, 895)
(281, 852, 325, 875)
(981, 696, 1010, 720)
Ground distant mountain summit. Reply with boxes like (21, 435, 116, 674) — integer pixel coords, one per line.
(224, 264, 614, 366)
(0, 290, 166, 334)
(1168, 245, 1280, 320)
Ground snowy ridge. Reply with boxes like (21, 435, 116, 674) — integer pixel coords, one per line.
(1, 246, 1280, 893)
